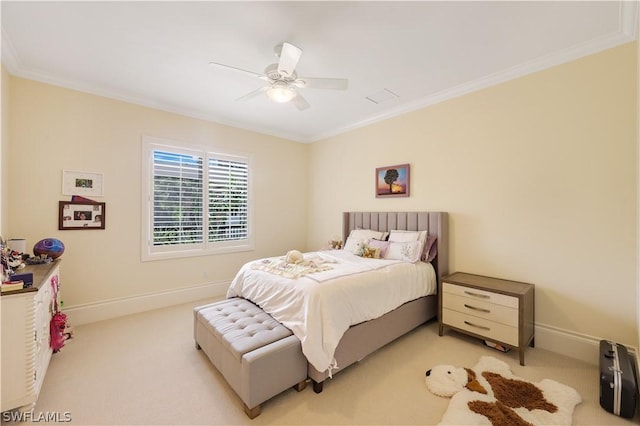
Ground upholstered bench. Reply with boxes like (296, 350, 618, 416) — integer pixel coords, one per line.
(193, 298, 307, 418)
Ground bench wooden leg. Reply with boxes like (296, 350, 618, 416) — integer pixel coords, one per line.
(312, 380, 324, 394)
(244, 404, 261, 419)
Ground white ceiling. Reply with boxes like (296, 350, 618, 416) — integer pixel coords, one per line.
(2, 1, 637, 143)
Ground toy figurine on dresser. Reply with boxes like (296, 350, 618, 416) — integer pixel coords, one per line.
(1, 238, 31, 292)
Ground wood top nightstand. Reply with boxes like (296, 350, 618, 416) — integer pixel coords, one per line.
(439, 272, 535, 365)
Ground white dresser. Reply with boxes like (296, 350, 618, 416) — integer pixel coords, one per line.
(1, 261, 61, 413)
(439, 272, 534, 365)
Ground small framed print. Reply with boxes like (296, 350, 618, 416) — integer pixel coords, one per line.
(62, 170, 104, 196)
(59, 201, 106, 230)
(375, 163, 410, 198)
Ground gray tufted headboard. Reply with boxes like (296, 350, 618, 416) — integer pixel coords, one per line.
(342, 211, 449, 282)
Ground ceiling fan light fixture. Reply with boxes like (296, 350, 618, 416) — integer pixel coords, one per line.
(212, 41, 347, 110)
(267, 84, 296, 103)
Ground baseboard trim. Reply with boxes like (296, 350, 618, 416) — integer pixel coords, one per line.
(535, 322, 638, 366)
(64, 281, 229, 326)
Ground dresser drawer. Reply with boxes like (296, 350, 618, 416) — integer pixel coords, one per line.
(442, 308, 518, 346)
(442, 292, 518, 327)
(443, 282, 518, 309)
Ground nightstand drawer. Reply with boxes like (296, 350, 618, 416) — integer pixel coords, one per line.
(443, 282, 518, 309)
(442, 293, 518, 327)
(442, 309, 518, 346)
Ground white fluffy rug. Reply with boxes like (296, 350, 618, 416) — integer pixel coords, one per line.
(425, 356, 582, 426)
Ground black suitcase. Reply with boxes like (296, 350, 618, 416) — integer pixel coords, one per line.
(599, 340, 638, 418)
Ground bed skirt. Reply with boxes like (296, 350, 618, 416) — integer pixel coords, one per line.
(307, 295, 437, 391)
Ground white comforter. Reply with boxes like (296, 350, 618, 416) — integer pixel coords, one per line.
(226, 250, 437, 373)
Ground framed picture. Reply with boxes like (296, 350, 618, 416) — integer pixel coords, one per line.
(62, 170, 104, 196)
(375, 163, 410, 198)
(59, 201, 106, 230)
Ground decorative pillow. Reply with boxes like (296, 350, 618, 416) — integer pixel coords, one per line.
(357, 227, 389, 241)
(344, 229, 385, 252)
(367, 239, 390, 258)
(389, 230, 428, 261)
(384, 240, 423, 262)
(423, 235, 438, 262)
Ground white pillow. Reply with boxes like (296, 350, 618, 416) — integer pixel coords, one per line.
(388, 230, 422, 242)
(389, 230, 428, 260)
(384, 240, 423, 262)
(343, 229, 385, 252)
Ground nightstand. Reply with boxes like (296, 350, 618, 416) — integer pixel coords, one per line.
(439, 272, 535, 365)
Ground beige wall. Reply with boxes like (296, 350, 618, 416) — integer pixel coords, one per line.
(1, 65, 10, 236)
(4, 42, 638, 351)
(308, 43, 638, 347)
(6, 77, 308, 308)
(637, 15, 640, 353)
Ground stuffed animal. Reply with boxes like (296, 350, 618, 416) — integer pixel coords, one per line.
(352, 240, 365, 257)
(328, 239, 343, 250)
(362, 246, 380, 258)
(7, 250, 24, 270)
(425, 356, 581, 426)
(284, 250, 303, 264)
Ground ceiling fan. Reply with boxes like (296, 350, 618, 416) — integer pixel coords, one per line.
(209, 42, 348, 111)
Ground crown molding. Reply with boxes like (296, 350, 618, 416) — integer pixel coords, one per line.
(311, 24, 636, 143)
(3, 2, 637, 145)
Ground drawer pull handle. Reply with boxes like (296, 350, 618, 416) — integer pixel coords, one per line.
(464, 304, 490, 314)
(464, 320, 490, 331)
(464, 290, 490, 299)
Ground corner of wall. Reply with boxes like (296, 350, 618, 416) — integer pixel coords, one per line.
(635, 9, 640, 379)
(1, 65, 10, 236)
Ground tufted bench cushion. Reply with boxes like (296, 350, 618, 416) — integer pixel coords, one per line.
(197, 298, 292, 360)
(194, 298, 307, 418)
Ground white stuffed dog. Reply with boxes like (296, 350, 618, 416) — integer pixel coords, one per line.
(352, 240, 365, 256)
(425, 356, 582, 426)
(425, 362, 481, 397)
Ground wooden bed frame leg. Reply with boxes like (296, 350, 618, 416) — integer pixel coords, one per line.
(244, 404, 261, 419)
(195, 342, 201, 350)
(312, 380, 324, 394)
(293, 380, 307, 392)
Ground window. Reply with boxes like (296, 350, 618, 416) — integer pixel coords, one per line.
(141, 136, 253, 261)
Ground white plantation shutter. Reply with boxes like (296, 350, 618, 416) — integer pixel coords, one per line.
(152, 150, 204, 246)
(208, 157, 249, 242)
(142, 137, 253, 261)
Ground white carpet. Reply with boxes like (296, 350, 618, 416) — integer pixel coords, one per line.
(25, 299, 640, 425)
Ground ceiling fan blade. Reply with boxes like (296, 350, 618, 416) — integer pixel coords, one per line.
(291, 92, 310, 111)
(277, 42, 303, 77)
(209, 61, 269, 81)
(294, 77, 348, 90)
(235, 86, 269, 102)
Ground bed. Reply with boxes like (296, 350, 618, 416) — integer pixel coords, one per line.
(227, 211, 449, 393)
